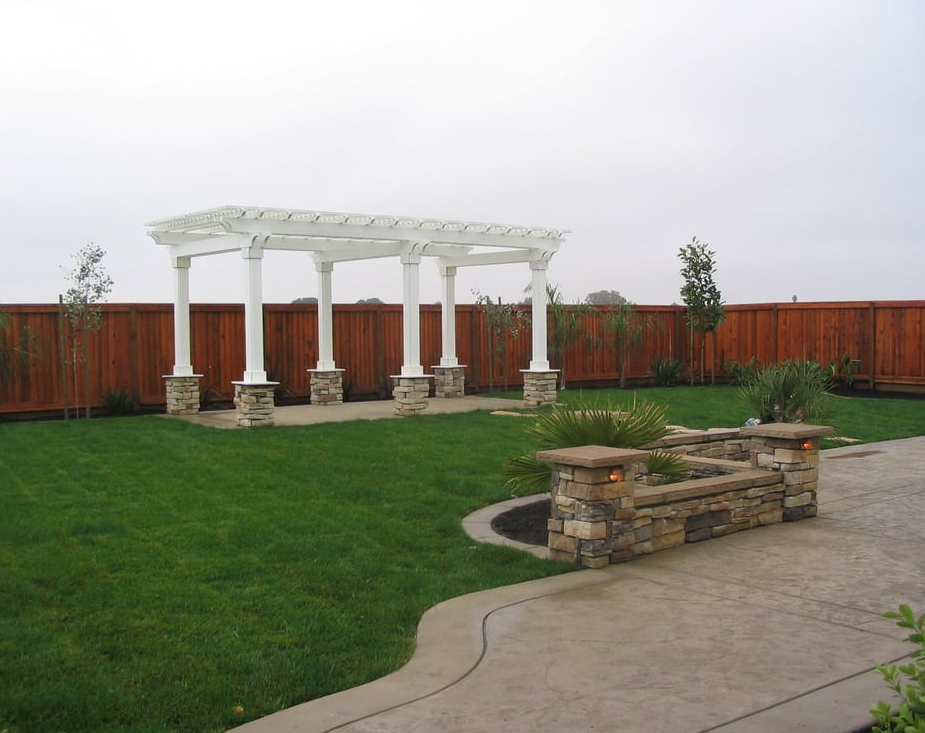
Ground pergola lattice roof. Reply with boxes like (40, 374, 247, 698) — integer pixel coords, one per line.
(146, 206, 567, 267)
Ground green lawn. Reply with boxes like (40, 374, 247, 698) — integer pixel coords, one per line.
(3, 387, 925, 733)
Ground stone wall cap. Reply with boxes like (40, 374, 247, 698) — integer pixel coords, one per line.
(307, 368, 346, 373)
(536, 445, 649, 467)
(519, 368, 561, 374)
(741, 423, 834, 439)
(231, 380, 281, 387)
(163, 374, 204, 379)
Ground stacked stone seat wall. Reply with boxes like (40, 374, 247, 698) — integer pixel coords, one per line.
(543, 424, 832, 567)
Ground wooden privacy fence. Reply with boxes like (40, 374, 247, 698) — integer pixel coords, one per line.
(2, 301, 924, 415)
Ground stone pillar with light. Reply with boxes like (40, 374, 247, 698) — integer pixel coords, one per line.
(741, 423, 833, 520)
(538, 445, 648, 567)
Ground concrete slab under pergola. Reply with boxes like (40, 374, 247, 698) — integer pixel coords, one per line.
(147, 206, 567, 425)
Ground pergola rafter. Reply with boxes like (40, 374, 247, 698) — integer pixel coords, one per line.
(147, 206, 568, 424)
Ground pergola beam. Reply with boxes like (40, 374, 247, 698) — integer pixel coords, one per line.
(152, 232, 254, 258)
(437, 248, 555, 269)
(310, 240, 471, 264)
(224, 217, 562, 250)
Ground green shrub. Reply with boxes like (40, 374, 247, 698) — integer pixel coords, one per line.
(871, 605, 925, 733)
(738, 359, 831, 423)
(101, 386, 135, 415)
(829, 352, 861, 390)
(651, 356, 683, 387)
(724, 356, 761, 386)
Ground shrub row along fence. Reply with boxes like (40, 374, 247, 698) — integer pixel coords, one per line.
(1, 300, 924, 415)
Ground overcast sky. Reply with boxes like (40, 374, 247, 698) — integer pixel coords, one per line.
(2, 0, 923, 307)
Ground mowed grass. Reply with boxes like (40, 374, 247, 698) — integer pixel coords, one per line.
(490, 385, 925, 445)
(1, 413, 571, 733)
(3, 387, 925, 733)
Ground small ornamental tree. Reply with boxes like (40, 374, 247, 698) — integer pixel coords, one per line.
(63, 242, 114, 418)
(473, 290, 530, 392)
(679, 237, 725, 384)
(0, 310, 40, 386)
(603, 301, 656, 389)
(544, 284, 598, 390)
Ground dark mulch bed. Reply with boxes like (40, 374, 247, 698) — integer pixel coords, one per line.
(490, 499, 549, 546)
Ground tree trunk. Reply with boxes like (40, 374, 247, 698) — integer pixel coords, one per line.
(486, 317, 494, 393)
(700, 330, 706, 384)
(710, 331, 716, 385)
(58, 295, 69, 420)
(84, 327, 91, 419)
(619, 335, 626, 389)
(689, 321, 695, 386)
(72, 338, 80, 417)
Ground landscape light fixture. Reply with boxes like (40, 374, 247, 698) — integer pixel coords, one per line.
(608, 467, 625, 482)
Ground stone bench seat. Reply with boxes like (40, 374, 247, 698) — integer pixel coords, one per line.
(635, 468, 783, 507)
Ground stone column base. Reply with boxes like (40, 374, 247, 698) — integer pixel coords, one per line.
(163, 374, 203, 415)
(232, 382, 279, 427)
(432, 365, 466, 398)
(742, 423, 833, 520)
(538, 446, 648, 568)
(521, 370, 559, 407)
(391, 375, 433, 416)
(309, 369, 345, 405)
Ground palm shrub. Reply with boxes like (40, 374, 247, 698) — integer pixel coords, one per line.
(502, 399, 679, 495)
(651, 356, 683, 387)
(738, 359, 831, 423)
(642, 449, 691, 485)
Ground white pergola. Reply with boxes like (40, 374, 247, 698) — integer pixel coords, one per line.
(146, 206, 567, 416)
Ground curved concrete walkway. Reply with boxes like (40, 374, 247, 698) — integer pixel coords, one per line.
(229, 436, 925, 733)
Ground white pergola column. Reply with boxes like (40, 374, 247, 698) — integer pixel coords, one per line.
(171, 256, 194, 376)
(241, 243, 268, 383)
(400, 249, 424, 376)
(316, 261, 336, 370)
(529, 260, 550, 371)
(164, 255, 202, 415)
(439, 265, 458, 367)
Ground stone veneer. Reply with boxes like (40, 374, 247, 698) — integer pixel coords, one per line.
(642, 428, 749, 461)
(391, 375, 432, 416)
(309, 369, 345, 405)
(539, 446, 649, 568)
(432, 366, 466, 398)
(164, 375, 202, 415)
(233, 383, 278, 427)
(521, 370, 558, 407)
(542, 423, 833, 567)
(742, 423, 830, 521)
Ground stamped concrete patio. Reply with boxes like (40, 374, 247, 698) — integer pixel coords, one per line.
(222, 419, 925, 733)
(173, 395, 528, 428)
